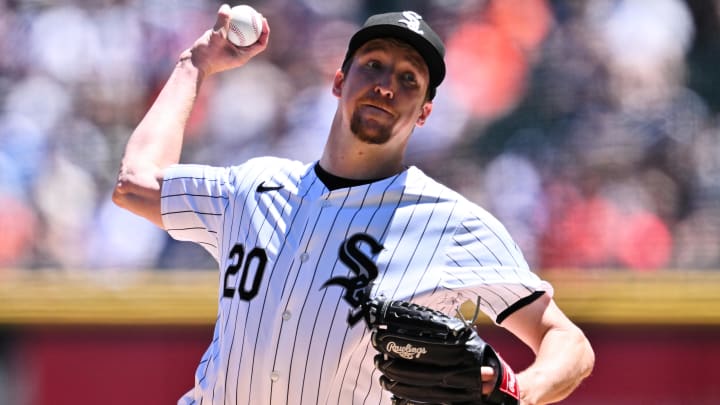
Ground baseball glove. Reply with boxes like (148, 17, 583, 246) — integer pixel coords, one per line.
(364, 298, 520, 405)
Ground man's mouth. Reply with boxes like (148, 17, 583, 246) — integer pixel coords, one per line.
(360, 102, 393, 116)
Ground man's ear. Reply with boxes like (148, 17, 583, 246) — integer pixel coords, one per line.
(332, 69, 344, 97)
(416, 101, 433, 127)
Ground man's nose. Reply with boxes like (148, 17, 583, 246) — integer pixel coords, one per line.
(374, 76, 394, 99)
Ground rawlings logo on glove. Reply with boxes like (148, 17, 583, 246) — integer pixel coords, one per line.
(363, 298, 520, 405)
(385, 342, 428, 360)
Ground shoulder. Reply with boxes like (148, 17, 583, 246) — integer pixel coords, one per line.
(405, 166, 491, 216)
(403, 166, 465, 200)
(242, 156, 305, 169)
(407, 167, 521, 250)
(164, 157, 307, 184)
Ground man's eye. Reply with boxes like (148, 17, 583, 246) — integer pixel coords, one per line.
(402, 73, 417, 84)
(367, 60, 381, 69)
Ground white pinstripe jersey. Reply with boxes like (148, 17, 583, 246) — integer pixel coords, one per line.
(162, 157, 552, 405)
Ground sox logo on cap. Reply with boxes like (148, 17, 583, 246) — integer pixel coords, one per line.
(398, 11, 424, 34)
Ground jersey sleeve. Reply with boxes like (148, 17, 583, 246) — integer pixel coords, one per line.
(160, 163, 234, 262)
(440, 206, 553, 324)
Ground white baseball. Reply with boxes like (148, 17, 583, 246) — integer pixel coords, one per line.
(227, 5, 263, 47)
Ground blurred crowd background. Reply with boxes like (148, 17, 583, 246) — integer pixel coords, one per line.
(1, 0, 719, 273)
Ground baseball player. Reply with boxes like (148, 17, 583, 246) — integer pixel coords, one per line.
(113, 5, 594, 405)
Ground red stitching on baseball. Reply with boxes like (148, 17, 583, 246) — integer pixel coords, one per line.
(230, 24, 246, 45)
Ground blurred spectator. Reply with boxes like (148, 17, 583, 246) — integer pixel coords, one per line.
(85, 196, 167, 270)
(0, 194, 37, 267)
(445, 0, 554, 120)
(0, 0, 719, 272)
(483, 152, 546, 268)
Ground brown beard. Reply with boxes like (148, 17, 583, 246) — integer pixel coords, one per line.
(349, 109, 392, 145)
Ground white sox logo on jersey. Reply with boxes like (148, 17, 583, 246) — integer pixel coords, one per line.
(321, 233, 384, 325)
(398, 11, 424, 35)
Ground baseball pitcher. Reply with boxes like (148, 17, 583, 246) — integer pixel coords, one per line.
(113, 4, 594, 405)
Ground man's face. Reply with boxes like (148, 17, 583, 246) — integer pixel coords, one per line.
(337, 38, 432, 145)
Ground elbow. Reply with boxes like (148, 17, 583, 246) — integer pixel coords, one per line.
(583, 336, 596, 379)
(112, 174, 132, 210)
(112, 161, 152, 208)
(576, 328, 596, 381)
(112, 168, 149, 212)
(110, 165, 164, 229)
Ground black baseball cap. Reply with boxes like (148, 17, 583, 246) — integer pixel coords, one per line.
(342, 11, 446, 99)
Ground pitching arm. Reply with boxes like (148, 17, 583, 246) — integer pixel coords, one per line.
(112, 4, 269, 228)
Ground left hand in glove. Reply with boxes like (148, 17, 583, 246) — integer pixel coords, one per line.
(364, 298, 520, 405)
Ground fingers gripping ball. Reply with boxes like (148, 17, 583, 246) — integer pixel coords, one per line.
(227, 5, 263, 47)
(366, 299, 520, 405)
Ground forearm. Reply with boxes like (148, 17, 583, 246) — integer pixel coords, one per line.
(113, 58, 204, 227)
(516, 325, 594, 405)
(122, 57, 203, 171)
(113, 5, 269, 228)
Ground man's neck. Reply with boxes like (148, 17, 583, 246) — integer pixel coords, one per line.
(320, 116, 407, 180)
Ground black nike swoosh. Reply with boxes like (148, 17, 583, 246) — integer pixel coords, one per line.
(256, 181, 284, 193)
